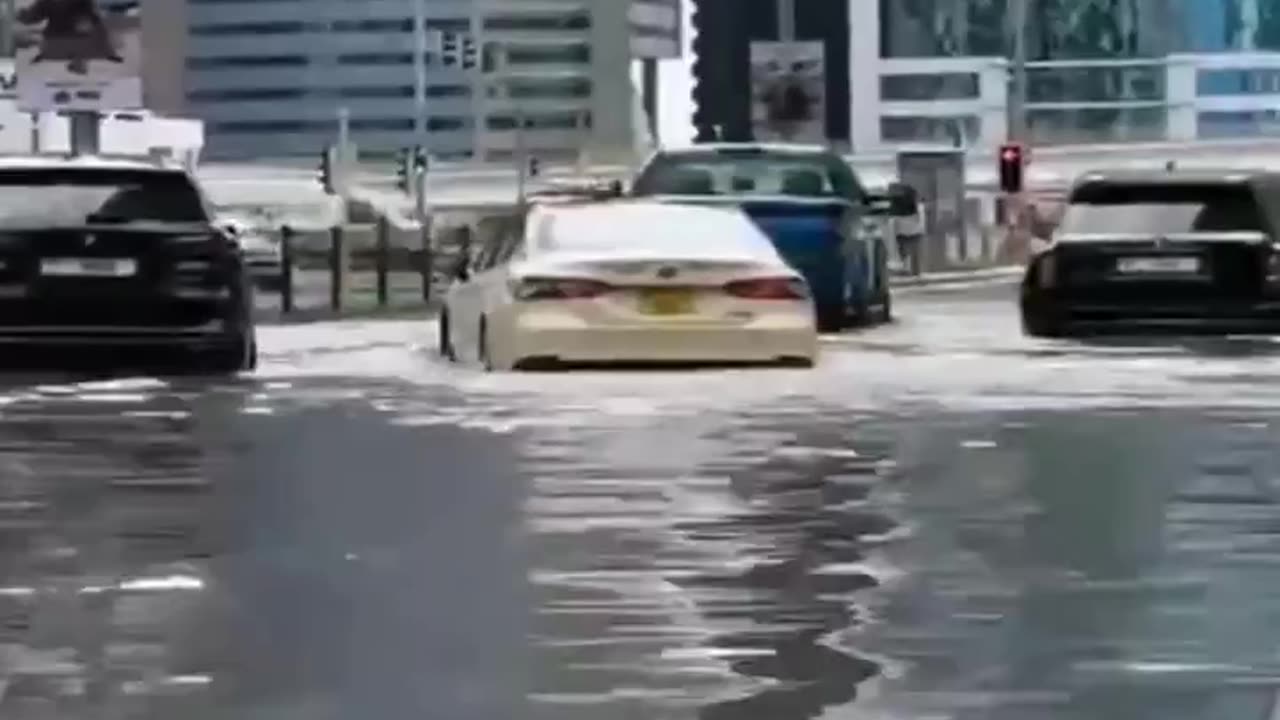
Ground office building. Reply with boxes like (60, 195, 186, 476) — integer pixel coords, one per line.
(693, 0, 1280, 149)
(184, 0, 681, 162)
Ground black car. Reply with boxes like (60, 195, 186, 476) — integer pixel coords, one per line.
(1021, 168, 1280, 337)
(0, 158, 257, 372)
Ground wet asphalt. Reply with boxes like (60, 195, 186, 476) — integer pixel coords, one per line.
(6, 278, 1280, 719)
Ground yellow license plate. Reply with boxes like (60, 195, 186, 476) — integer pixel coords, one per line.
(638, 288, 695, 315)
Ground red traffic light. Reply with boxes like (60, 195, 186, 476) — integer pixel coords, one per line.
(998, 143, 1025, 193)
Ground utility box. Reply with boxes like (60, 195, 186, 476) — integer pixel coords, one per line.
(896, 149, 967, 273)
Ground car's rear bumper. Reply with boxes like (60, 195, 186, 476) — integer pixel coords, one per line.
(500, 316, 818, 365)
(1022, 291, 1280, 333)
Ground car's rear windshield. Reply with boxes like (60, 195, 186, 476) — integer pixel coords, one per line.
(0, 169, 208, 227)
(631, 150, 863, 200)
(1058, 182, 1266, 235)
(538, 206, 769, 255)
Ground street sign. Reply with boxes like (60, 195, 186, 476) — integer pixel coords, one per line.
(14, 0, 142, 111)
(749, 40, 826, 143)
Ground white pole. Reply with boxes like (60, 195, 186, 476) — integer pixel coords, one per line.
(515, 109, 526, 202)
(777, 0, 795, 41)
(413, 0, 426, 139)
(336, 106, 350, 192)
(1009, 0, 1028, 142)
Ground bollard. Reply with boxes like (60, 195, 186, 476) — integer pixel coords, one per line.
(375, 215, 389, 308)
(279, 225, 295, 313)
(329, 226, 344, 312)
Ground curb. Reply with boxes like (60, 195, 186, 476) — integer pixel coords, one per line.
(891, 265, 1023, 288)
(256, 304, 438, 326)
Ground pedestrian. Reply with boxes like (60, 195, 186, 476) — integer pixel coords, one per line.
(894, 202, 925, 276)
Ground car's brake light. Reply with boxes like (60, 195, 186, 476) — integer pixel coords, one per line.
(511, 276, 613, 301)
(723, 276, 809, 300)
(1267, 246, 1280, 283)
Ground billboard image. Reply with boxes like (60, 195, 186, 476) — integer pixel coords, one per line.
(13, 0, 142, 111)
(749, 40, 826, 143)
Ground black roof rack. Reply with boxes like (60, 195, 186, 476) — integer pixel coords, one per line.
(524, 179, 624, 205)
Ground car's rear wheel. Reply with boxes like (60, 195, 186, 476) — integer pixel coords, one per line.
(815, 304, 845, 333)
(1021, 304, 1065, 338)
(202, 331, 256, 374)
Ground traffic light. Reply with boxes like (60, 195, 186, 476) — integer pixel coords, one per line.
(527, 156, 540, 178)
(441, 32, 460, 67)
(317, 145, 334, 194)
(461, 35, 479, 70)
(998, 142, 1024, 194)
(395, 147, 412, 193)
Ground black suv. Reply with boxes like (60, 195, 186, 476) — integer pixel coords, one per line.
(1021, 168, 1280, 337)
(0, 159, 256, 372)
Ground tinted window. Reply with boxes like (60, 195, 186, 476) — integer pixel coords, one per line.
(632, 150, 863, 201)
(0, 169, 208, 227)
(1059, 182, 1266, 235)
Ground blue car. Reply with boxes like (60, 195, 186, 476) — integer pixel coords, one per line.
(630, 143, 895, 332)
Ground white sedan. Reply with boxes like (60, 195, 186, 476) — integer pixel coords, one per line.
(439, 200, 819, 370)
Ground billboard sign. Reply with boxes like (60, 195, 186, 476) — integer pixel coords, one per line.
(14, 0, 142, 111)
(749, 40, 826, 143)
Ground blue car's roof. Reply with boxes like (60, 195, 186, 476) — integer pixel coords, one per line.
(653, 143, 839, 157)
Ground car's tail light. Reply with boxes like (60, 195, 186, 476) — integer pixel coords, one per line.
(1038, 252, 1057, 288)
(511, 276, 613, 301)
(723, 276, 809, 300)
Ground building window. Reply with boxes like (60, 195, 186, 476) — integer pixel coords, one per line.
(1198, 69, 1280, 96)
(503, 43, 590, 64)
(483, 11, 590, 31)
(425, 18, 469, 32)
(190, 21, 312, 35)
(880, 73, 979, 102)
(487, 112, 589, 130)
(506, 77, 591, 99)
(332, 19, 413, 33)
(211, 120, 324, 134)
(338, 53, 413, 66)
(1200, 109, 1280, 138)
(428, 117, 469, 131)
(426, 85, 470, 98)
(188, 88, 307, 102)
(335, 86, 414, 98)
(880, 115, 980, 144)
(188, 55, 308, 69)
(349, 118, 414, 131)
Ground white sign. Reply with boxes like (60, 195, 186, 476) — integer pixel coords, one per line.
(0, 60, 17, 100)
(749, 41, 826, 143)
(14, 0, 142, 111)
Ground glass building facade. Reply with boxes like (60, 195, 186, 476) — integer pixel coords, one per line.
(879, 0, 1280, 144)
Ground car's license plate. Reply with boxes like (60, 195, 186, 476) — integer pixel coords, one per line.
(1116, 256, 1201, 274)
(40, 257, 137, 277)
(638, 288, 695, 315)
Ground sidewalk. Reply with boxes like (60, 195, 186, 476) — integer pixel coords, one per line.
(890, 265, 1024, 288)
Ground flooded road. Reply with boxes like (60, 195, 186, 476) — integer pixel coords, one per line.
(6, 278, 1280, 719)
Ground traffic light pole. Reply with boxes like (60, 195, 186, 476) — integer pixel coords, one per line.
(776, 0, 794, 41)
(413, 0, 426, 138)
(1008, 0, 1029, 142)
